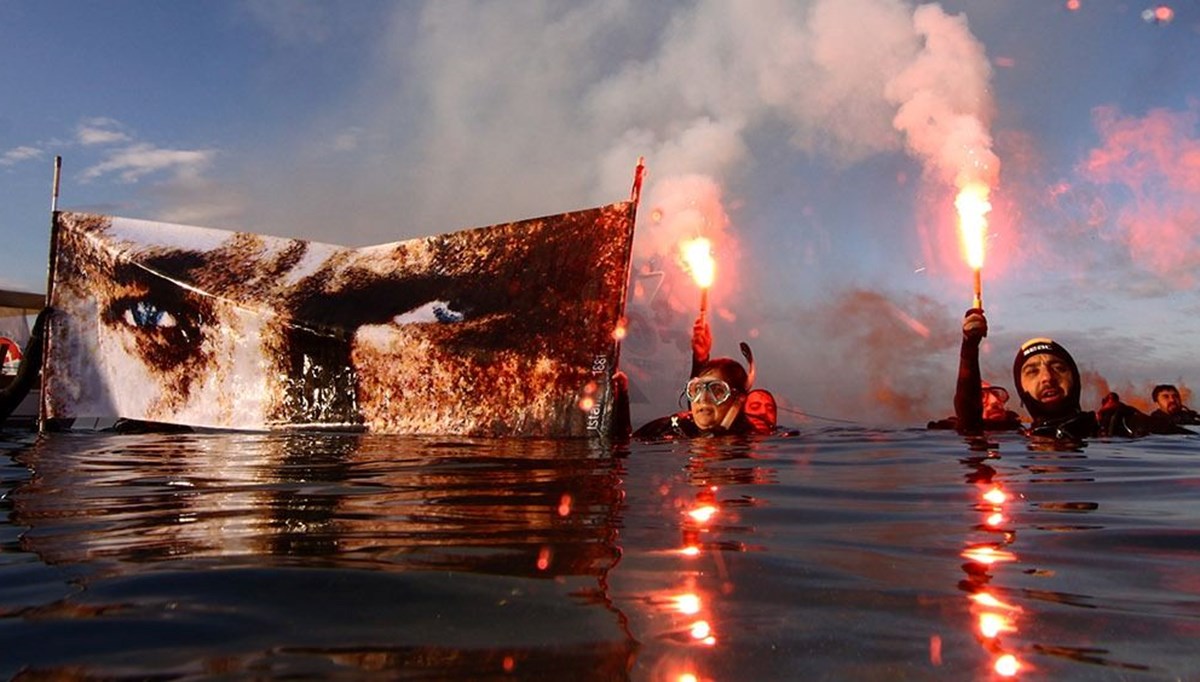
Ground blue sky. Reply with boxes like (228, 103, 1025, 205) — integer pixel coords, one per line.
(2, 0, 1198, 424)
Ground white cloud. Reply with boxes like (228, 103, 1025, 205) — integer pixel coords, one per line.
(76, 117, 132, 146)
(81, 143, 216, 183)
(0, 146, 42, 166)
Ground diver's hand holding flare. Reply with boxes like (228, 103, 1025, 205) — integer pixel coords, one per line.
(692, 315, 712, 366)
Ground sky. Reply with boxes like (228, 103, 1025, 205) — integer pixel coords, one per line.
(2, 0, 1198, 426)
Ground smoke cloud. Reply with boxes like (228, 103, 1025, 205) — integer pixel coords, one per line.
(1082, 104, 1200, 286)
(224, 1, 998, 247)
(886, 4, 998, 190)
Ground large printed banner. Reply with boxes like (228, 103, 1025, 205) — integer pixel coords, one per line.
(44, 203, 635, 436)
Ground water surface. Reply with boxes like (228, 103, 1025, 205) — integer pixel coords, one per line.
(1, 427, 1198, 680)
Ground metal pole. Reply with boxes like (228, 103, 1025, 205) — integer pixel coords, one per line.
(39, 156, 63, 433)
(51, 155, 61, 212)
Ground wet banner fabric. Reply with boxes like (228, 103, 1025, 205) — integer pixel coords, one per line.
(44, 204, 635, 436)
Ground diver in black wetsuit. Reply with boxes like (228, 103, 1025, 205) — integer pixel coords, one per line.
(1012, 336, 1191, 440)
(0, 307, 49, 425)
(939, 309, 1187, 441)
(1011, 336, 1101, 440)
(928, 308, 1023, 433)
(687, 313, 778, 435)
(633, 356, 756, 440)
(1148, 384, 1200, 426)
(744, 388, 778, 434)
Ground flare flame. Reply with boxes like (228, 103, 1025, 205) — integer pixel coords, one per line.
(955, 182, 991, 271)
(681, 237, 715, 289)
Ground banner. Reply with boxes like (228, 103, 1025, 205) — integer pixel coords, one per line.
(44, 203, 635, 436)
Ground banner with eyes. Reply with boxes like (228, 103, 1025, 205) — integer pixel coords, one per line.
(43, 204, 636, 436)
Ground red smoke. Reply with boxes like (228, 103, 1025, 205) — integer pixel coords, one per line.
(815, 288, 957, 422)
(1080, 370, 1193, 414)
(1082, 105, 1200, 285)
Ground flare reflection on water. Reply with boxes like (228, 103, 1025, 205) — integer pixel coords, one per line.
(960, 450, 1025, 677)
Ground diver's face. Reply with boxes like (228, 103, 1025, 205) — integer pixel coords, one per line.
(981, 387, 1009, 421)
(745, 390, 777, 430)
(688, 372, 737, 431)
(1020, 355, 1074, 408)
(1155, 389, 1182, 414)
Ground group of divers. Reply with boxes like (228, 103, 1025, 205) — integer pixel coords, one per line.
(613, 307, 1200, 443)
(4, 306, 1199, 441)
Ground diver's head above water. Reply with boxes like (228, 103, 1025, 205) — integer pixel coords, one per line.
(1013, 338, 1081, 421)
(745, 388, 778, 433)
(980, 381, 1011, 422)
(686, 357, 749, 432)
(1152, 384, 1183, 415)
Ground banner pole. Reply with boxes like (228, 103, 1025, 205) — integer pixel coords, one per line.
(604, 158, 645, 438)
(45, 156, 62, 304)
(51, 155, 61, 212)
(39, 156, 62, 432)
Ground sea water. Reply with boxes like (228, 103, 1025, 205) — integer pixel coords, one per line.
(0, 426, 1197, 680)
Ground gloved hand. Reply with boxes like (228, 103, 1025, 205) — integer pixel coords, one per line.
(691, 315, 712, 363)
(962, 308, 987, 343)
(611, 369, 628, 392)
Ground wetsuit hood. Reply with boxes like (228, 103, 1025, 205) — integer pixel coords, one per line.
(1012, 337, 1082, 421)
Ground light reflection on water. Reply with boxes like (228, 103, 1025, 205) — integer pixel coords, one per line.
(1, 428, 1198, 679)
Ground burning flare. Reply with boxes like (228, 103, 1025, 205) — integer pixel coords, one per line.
(954, 182, 992, 307)
(681, 236, 716, 317)
(681, 237, 715, 289)
(955, 182, 991, 270)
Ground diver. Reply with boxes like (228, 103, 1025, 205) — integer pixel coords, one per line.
(1148, 384, 1200, 426)
(928, 308, 1023, 433)
(1013, 336, 1191, 440)
(632, 355, 756, 440)
(744, 388, 778, 434)
(0, 307, 50, 425)
(685, 312, 777, 435)
(1011, 334, 1104, 440)
(948, 309, 1185, 441)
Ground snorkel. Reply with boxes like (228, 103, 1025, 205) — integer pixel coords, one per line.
(740, 341, 756, 392)
(715, 343, 755, 431)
